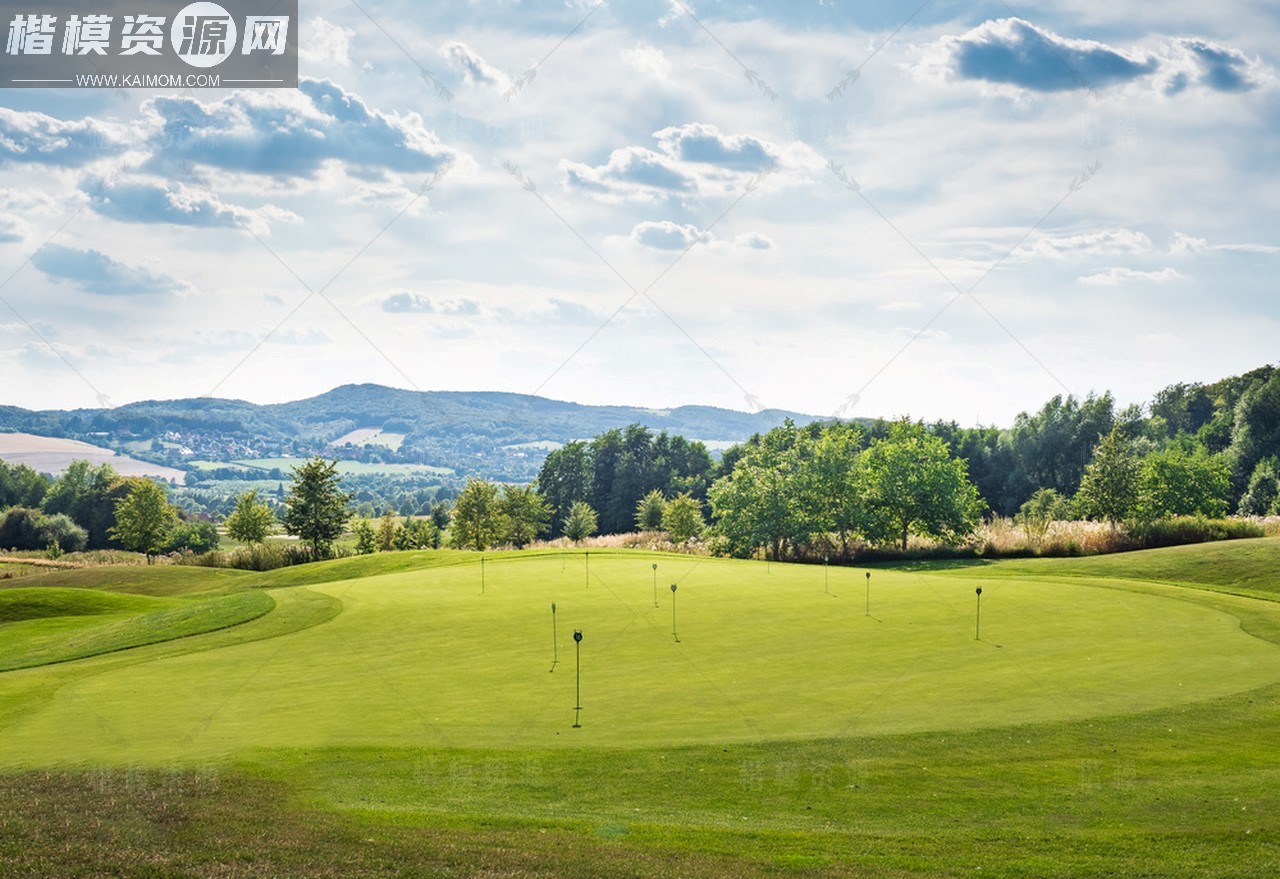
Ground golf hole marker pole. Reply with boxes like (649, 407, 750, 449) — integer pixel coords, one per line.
(975, 587, 983, 640)
(585, 551, 589, 588)
(573, 629, 583, 728)
(865, 571, 871, 617)
(824, 554, 829, 595)
(551, 602, 558, 671)
(670, 583, 679, 642)
(652, 562, 658, 608)
(481, 555, 485, 594)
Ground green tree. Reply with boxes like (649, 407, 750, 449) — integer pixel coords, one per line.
(429, 501, 452, 531)
(563, 500, 598, 544)
(1075, 426, 1140, 530)
(0, 460, 48, 508)
(1017, 488, 1070, 546)
(283, 458, 353, 560)
(708, 420, 811, 560)
(537, 441, 592, 538)
(353, 518, 377, 554)
(998, 393, 1116, 515)
(450, 479, 505, 550)
(860, 421, 984, 551)
(498, 484, 551, 549)
(162, 520, 220, 554)
(797, 424, 865, 555)
(36, 512, 89, 553)
(1239, 456, 1280, 516)
(1230, 370, 1280, 499)
(635, 489, 667, 531)
(377, 510, 401, 552)
(109, 479, 178, 563)
(0, 507, 43, 551)
(1137, 449, 1231, 520)
(42, 460, 127, 549)
(225, 490, 275, 544)
(662, 492, 703, 544)
(395, 517, 439, 550)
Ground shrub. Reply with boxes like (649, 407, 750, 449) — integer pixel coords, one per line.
(1128, 516, 1264, 549)
(162, 520, 220, 554)
(178, 541, 314, 571)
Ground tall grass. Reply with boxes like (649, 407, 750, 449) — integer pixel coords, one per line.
(176, 542, 324, 571)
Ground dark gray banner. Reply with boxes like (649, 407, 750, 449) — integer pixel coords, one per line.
(0, 0, 297, 88)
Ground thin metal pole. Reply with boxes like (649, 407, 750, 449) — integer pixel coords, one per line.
(670, 584, 679, 642)
(573, 632, 582, 727)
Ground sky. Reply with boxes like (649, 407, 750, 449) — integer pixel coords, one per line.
(1, 0, 1277, 426)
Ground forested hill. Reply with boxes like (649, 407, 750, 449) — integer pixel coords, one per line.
(0, 385, 824, 480)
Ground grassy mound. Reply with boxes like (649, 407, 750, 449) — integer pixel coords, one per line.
(3, 545, 1280, 877)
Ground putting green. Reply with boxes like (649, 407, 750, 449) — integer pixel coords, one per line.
(2, 551, 1279, 767)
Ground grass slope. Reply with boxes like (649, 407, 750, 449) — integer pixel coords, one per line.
(2, 543, 1280, 876)
(963, 536, 1280, 597)
(3, 549, 1279, 764)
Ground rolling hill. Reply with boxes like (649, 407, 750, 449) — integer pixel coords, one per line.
(0, 385, 827, 481)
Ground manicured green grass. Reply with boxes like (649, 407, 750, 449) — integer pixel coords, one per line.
(0, 587, 274, 672)
(958, 536, 1280, 598)
(4, 548, 1280, 764)
(2, 542, 1280, 876)
(4, 563, 255, 597)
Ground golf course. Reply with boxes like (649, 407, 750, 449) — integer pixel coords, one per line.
(3, 540, 1279, 877)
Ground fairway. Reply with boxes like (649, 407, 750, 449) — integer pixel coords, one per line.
(3, 550, 1280, 767)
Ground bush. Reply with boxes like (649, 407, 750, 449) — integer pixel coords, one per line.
(178, 541, 314, 571)
(1127, 516, 1264, 549)
(0, 508, 88, 553)
(37, 513, 88, 553)
(162, 520, 220, 554)
(0, 507, 43, 550)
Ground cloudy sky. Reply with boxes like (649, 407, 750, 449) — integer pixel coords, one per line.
(1, 0, 1276, 425)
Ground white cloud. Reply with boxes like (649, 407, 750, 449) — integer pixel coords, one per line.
(1168, 232, 1208, 254)
(0, 108, 127, 166)
(84, 178, 291, 235)
(733, 232, 774, 251)
(0, 212, 28, 243)
(31, 244, 187, 296)
(1077, 267, 1185, 285)
(622, 41, 671, 81)
(1216, 243, 1280, 254)
(300, 18, 354, 67)
(137, 79, 455, 181)
(380, 292, 482, 315)
(563, 122, 818, 202)
(631, 220, 709, 250)
(915, 18, 1274, 97)
(658, 0, 692, 28)
(1021, 229, 1153, 259)
(915, 18, 1157, 94)
(440, 41, 511, 91)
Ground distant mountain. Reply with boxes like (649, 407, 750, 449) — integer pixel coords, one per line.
(0, 385, 830, 481)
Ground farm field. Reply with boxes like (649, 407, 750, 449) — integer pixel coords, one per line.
(0, 432, 186, 482)
(226, 458, 452, 476)
(330, 429, 408, 450)
(1, 542, 1279, 876)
